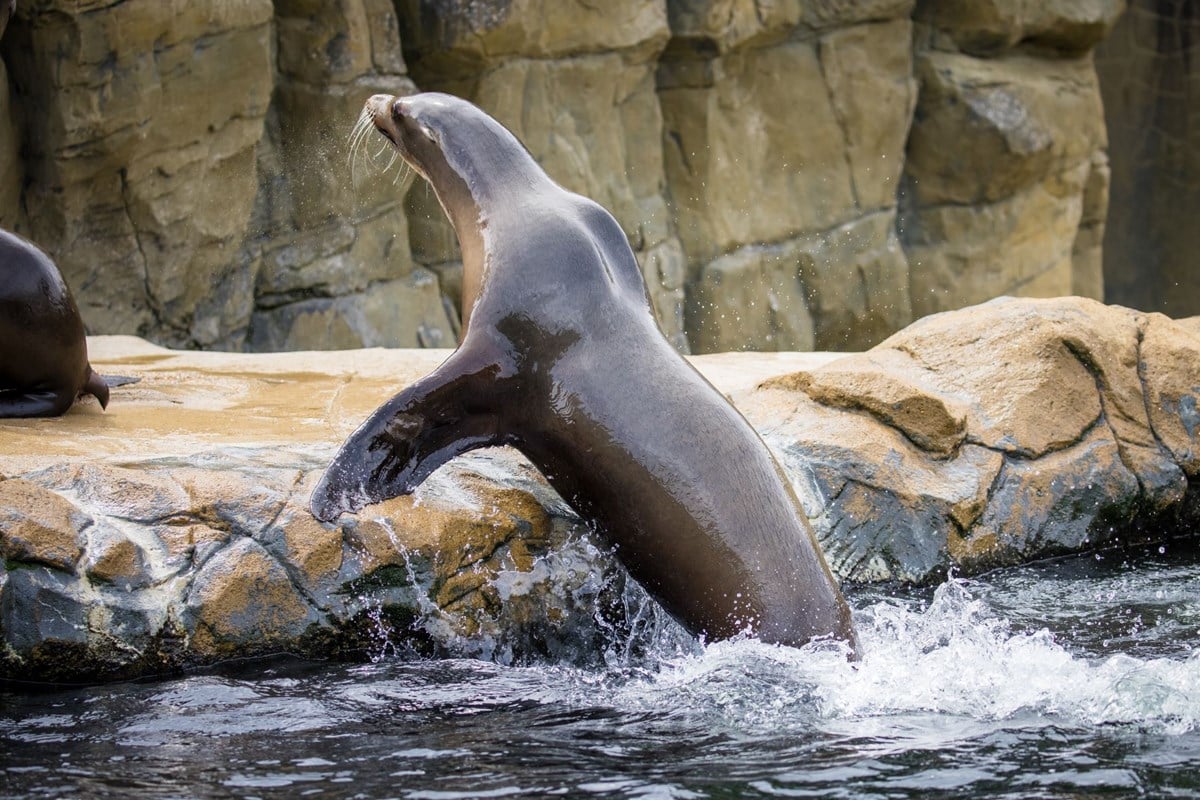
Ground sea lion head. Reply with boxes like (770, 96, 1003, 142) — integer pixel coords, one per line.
(362, 91, 548, 328)
(365, 92, 544, 217)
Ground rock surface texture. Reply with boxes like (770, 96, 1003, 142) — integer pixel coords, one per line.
(0, 0, 1126, 354)
(1, 297, 1197, 681)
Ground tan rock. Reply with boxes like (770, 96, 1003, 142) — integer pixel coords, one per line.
(84, 526, 151, 589)
(1071, 151, 1110, 300)
(185, 537, 320, 656)
(686, 244, 817, 353)
(687, 212, 911, 353)
(664, 0, 914, 52)
(1140, 313, 1200, 478)
(766, 350, 967, 457)
(0, 480, 88, 571)
(5, 0, 275, 344)
(279, 512, 344, 587)
(396, 0, 669, 71)
(817, 18, 917, 213)
(638, 238, 690, 352)
(30, 465, 191, 524)
(665, 0, 804, 53)
(248, 271, 457, 351)
(876, 297, 1103, 456)
(156, 523, 232, 565)
(660, 37, 857, 264)
(904, 168, 1087, 318)
(905, 51, 1105, 207)
(794, 211, 912, 351)
(915, 0, 1125, 56)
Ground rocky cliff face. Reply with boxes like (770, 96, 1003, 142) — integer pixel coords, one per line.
(0, 1, 1124, 353)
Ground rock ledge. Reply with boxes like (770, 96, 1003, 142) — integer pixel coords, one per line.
(2, 297, 1197, 681)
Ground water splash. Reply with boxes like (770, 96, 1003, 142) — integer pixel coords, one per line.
(593, 577, 1200, 737)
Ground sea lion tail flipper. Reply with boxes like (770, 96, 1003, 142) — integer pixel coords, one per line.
(310, 353, 509, 523)
(82, 368, 110, 410)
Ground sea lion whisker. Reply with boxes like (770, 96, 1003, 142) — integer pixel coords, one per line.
(347, 110, 376, 173)
(346, 112, 371, 167)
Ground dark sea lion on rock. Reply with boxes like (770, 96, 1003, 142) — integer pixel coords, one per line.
(312, 92, 857, 653)
(0, 229, 109, 417)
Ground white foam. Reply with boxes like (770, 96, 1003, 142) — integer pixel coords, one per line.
(590, 579, 1200, 736)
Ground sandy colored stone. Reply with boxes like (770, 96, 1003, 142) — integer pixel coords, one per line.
(0, 480, 88, 571)
(279, 510, 344, 587)
(5, 0, 275, 344)
(876, 297, 1102, 456)
(29, 465, 191, 524)
(168, 467, 293, 538)
(900, 48, 1107, 318)
(687, 212, 911, 353)
(686, 244, 817, 353)
(84, 526, 151, 589)
(665, 0, 914, 53)
(155, 523, 232, 565)
(906, 51, 1105, 207)
(1140, 313, 1200, 478)
(185, 537, 320, 655)
(915, 0, 1125, 56)
(904, 169, 1087, 318)
(660, 37, 857, 264)
(249, 271, 457, 351)
(396, 0, 668, 72)
(767, 350, 967, 457)
(817, 18, 917, 213)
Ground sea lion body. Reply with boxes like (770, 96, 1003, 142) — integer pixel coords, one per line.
(0, 229, 109, 417)
(313, 93, 856, 651)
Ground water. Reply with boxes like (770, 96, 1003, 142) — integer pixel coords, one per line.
(3, 545, 1200, 799)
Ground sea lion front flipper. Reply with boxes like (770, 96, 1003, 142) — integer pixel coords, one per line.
(310, 348, 513, 523)
(0, 388, 75, 418)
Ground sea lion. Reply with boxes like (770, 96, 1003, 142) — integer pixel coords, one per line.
(0, 229, 109, 417)
(311, 92, 857, 652)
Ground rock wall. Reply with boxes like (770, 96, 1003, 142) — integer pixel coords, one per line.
(0, 1, 1124, 353)
(901, 0, 1121, 317)
(1095, 0, 1200, 319)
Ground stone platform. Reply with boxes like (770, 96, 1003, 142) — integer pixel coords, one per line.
(1, 296, 1198, 682)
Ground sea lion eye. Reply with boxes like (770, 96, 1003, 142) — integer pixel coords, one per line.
(419, 124, 437, 142)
